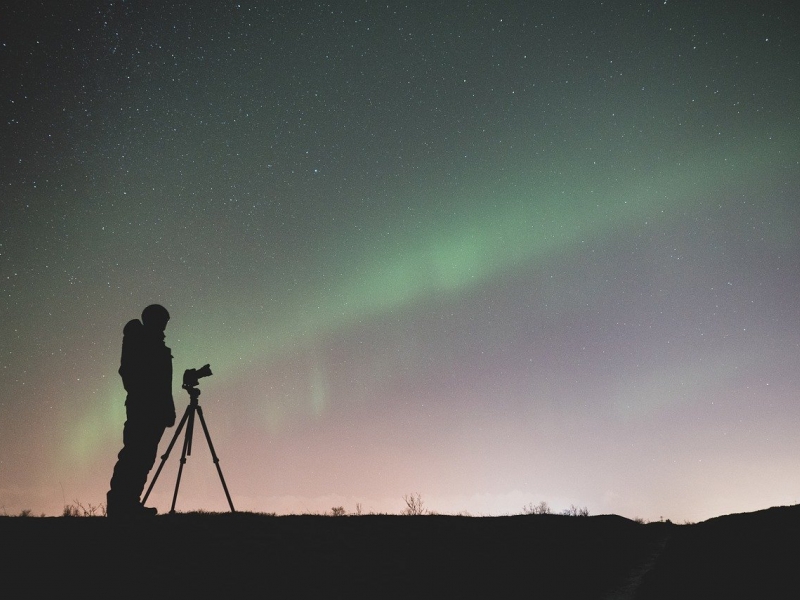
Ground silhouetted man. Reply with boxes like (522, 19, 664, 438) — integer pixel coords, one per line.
(107, 304, 176, 517)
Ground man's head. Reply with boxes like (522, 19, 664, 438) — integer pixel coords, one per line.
(141, 304, 170, 332)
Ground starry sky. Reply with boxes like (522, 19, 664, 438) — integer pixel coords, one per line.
(1, 1, 798, 521)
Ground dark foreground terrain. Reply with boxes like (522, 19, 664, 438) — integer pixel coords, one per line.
(635, 504, 800, 599)
(1, 505, 798, 598)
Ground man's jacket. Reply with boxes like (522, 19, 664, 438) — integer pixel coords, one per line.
(119, 318, 176, 427)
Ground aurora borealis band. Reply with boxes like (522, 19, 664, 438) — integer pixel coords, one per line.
(2, 1, 799, 520)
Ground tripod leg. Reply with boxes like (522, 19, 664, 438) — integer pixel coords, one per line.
(186, 403, 195, 456)
(195, 405, 236, 512)
(142, 404, 192, 505)
(170, 406, 195, 514)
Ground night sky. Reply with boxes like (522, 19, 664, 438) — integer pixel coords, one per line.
(2, 1, 799, 521)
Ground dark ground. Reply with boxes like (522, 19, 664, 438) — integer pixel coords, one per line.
(1, 506, 798, 598)
(635, 504, 800, 600)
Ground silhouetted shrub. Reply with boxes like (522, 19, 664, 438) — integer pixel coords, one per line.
(403, 493, 427, 515)
(562, 504, 590, 517)
(62, 500, 105, 517)
(523, 501, 551, 515)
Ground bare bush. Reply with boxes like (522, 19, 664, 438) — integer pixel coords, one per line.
(403, 493, 427, 516)
(62, 500, 104, 517)
(330, 506, 346, 517)
(523, 501, 551, 515)
(562, 504, 590, 517)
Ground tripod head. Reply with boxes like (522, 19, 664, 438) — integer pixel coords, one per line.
(182, 364, 212, 403)
(183, 364, 212, 390)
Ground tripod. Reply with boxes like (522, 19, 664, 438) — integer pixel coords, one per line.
(142, 383, 235, 513)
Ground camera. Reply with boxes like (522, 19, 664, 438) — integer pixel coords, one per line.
(183, 364, 212, 389)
